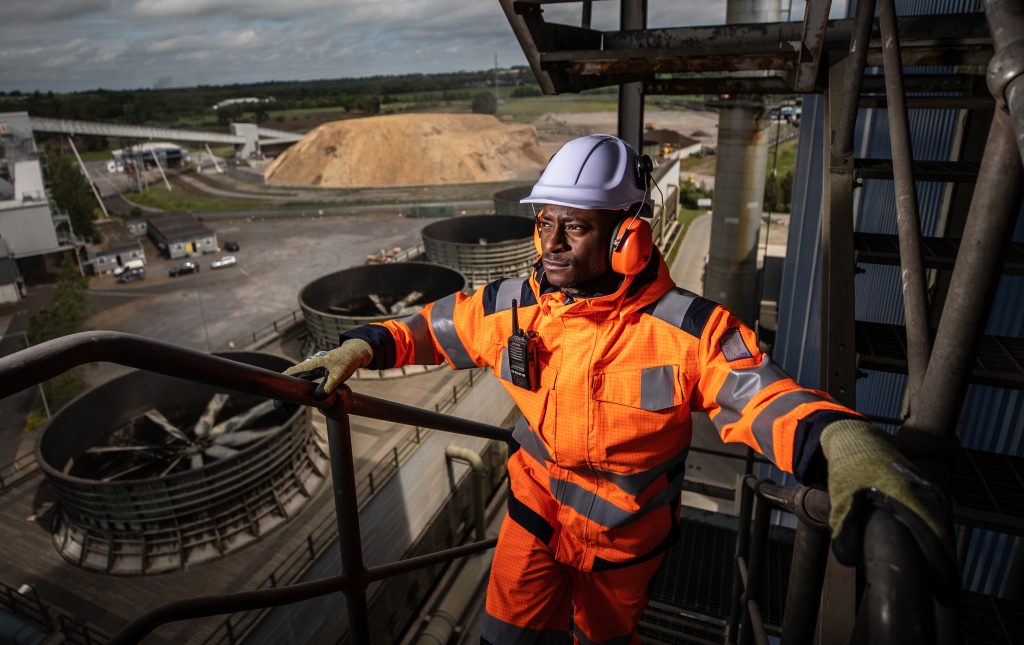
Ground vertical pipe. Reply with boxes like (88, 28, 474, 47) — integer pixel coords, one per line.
(617, 0, 646, 149)
(907, 109, 1023, 440)
(706, 0, 780, 327)
(728, 476, 755, 644)
(983, 0, 1024, 167)
(877, 0, 932, 405)
(821, 57, 859, 407)
(781, 522, 830, 645)
(581, 0, 592, 29)
(739, 492, 771, 645)
(325, 408, 371, 645)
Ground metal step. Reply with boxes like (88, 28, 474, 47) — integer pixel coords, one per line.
(855, 322, 1024, 390)
(953, 448, 1024, 537)
(639, 600, 727, 645)
(858, 95, 995, 110)
(854, 233, 1024, 275)
(854, 158, 982, 182)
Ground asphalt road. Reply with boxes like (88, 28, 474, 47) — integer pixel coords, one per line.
(84, 212, 435, 356)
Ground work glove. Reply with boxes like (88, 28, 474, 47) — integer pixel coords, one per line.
(283, 339, 373, 400)
(821, 419, 958, 602)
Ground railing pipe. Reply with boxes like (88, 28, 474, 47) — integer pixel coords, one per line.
(878, 0, 933, 405)
(0, 331, 322, 407)
(325, 408, 371, 645)
(0, 331, 511, 444)
(852, 508, 936, 644)
(109, 538, 498, 644)
(727, 460, 756, 644)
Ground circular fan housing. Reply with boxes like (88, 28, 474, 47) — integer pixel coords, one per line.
(36, 352, 325, 575)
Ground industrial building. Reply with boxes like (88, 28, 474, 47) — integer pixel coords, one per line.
(85, 221, 145, 275)
(109, 143, 192, 173)
(145, 211, 218, 259)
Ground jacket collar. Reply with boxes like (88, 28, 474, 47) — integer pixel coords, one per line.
(530, 250, 674, 319)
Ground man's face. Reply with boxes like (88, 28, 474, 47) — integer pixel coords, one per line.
(537, 205, 619, 293)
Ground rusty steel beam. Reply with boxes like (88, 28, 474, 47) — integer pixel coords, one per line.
(795, 0, 835, 91)
(515, 9, 990, 94)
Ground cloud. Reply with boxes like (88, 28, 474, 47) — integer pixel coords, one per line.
(0, 0, 744, 92)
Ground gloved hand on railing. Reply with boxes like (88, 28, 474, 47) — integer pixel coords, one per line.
(821, 419, 958, 602)
(283, 339, 373, 399)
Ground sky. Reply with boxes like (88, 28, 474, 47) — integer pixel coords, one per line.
(0, 1, 834, 93)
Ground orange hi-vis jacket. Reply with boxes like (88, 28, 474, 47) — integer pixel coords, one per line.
(343, 253, 860, 571)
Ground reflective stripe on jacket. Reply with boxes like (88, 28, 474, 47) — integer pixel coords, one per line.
(348, 254, 860, 570)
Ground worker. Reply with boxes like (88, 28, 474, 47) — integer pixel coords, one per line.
(285, 135, 954, 644)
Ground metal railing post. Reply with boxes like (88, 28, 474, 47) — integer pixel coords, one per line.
(781, 520, 830, 645)
(739, 492, 771, 645)
(325, 407, 371, 645)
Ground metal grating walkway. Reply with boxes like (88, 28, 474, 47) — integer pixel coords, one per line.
(855, 322, 1024, 390)
(643, 513, 793, 641)
(953, 448, 1024, 537)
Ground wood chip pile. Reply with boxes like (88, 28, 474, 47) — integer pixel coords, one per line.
(264, 113, 547, 187)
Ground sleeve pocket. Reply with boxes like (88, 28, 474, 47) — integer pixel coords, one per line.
(592, 365, 681, 412)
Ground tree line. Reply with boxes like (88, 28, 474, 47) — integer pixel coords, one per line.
(0, 67, 538, 127)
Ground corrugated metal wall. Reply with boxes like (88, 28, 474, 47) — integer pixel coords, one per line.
(774, 0, 1022, 595)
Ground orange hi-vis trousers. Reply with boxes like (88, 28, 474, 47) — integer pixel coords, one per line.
(482, 515, 664, 645)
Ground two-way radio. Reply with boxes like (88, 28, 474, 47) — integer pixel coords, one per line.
(507, 299, 539, 391)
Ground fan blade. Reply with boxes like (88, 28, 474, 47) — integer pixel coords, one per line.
(193, 393, 229, 439)
(85, 445, 165, 454)
(144, 410, 190, 442)
(204, 444, 239, 460)
(210, 400, 275, 436)
(190, 453, 204, 470)
(160, 454, 185, 477)
(213, 428, 276, 447)
(367, 294, 390, 315)
(389, 290, 423, 314)
(101, 462, 151, 482)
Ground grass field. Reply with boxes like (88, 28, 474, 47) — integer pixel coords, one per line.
(666, 206, 706, 267)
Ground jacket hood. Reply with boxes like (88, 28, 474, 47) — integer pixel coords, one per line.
(529, 249, 675, 320)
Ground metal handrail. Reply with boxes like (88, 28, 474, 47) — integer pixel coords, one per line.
(0, 331, 511, 644)
(730, 476, 940, 645)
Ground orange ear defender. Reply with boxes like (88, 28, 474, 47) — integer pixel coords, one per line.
(608, 216, 653, 276)
(533, 208, 544, 256)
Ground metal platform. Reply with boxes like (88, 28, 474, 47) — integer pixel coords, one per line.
(645, 512, 792, 636)
(855, 322, 1024, 390)
(854, 233, 1024, 276)
(953, 448, 1024, 538)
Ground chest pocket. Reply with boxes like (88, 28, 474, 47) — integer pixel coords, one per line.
(592, 365, 682, 412)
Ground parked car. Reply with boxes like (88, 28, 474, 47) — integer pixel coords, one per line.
(223, 240, 240, 252)
(114, 261, 145, 283)
(168, 261, 199, 277)
(211, 255, 237, 270)
(116, 266, 145, 283)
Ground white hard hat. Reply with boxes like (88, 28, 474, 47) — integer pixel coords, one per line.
(521, 135, 654, 211)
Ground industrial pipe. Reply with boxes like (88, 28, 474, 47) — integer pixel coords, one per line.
(445, 445, 487, 542)
(416, 550, 495, 645)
